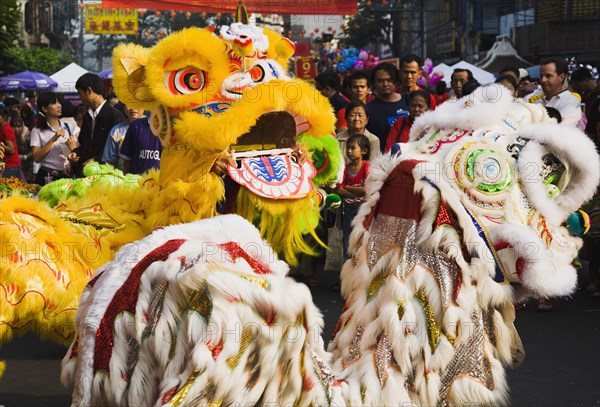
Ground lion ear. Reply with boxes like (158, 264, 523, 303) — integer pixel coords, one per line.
(263, 28, 295, 66)
(112, 43, 155, 109)
(517, 123, 600, 225)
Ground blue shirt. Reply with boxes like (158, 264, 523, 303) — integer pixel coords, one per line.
(118, 117, 162, 175)
(102, 120, 130, 165)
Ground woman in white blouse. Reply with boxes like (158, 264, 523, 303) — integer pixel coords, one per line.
(31, 92, 78, 185)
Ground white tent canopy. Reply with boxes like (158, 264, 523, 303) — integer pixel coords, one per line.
(449, 61, 495, 85)
(432, 63, 453, 84)
(50, 63, 89, 93)
(435, 61, 495, 86)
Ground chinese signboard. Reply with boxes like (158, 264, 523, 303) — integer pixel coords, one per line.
(85, 5, 138, 35)
(295, 57, 316, 80)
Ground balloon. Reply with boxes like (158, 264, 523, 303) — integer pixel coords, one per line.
(359, 50, 369, 61)
(429, 72, 444, 86)
(353, 60, 365, 70)
(423, 58, 433, 74)
(336, 62, 348, 73)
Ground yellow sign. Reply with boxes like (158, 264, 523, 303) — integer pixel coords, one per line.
(85, 5, 138, 35)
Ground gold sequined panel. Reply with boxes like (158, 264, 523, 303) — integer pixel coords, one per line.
(341, 324, 365, 370)
(226, 326, 255, 370)
(420, 249, 459, 309)
(234, 272, 270, 291)
(186, 381, 221, 406)
(415, 290, 442, 352)
(140, 279, 169, 344)
(310, 350, 335, 403)
(367, 213, 460, 307)
(367, 269, 390, 303)
(482, 305, 497, 347)
(372, 332, 393, 388)
(366, 215, 418, 272)
(397, 298, 406, 320)
(438, 308, 495, 406)
(169, 368, 202, 407)
(186, 281, 213, 323)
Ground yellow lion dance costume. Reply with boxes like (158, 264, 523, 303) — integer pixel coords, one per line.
(0, 23, 342, 375)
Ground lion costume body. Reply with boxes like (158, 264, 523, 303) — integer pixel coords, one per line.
(62, 81, 599, 406)
(0, 24, 342, 367)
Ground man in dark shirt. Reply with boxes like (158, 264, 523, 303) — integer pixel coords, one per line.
(366, 62, 408, 150)
(399, 54, 437, 110)
(68, 73, 124, 176)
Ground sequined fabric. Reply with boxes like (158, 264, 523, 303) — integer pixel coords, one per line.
(186, 281, 213, 323)
(93, 239, 186, 373)
(366, 216, 416, 270)
(341, 324, 365, 369)
(219, 242, 272, 274)
(438, 309, 494, 405)
(373, 332, 393, 388)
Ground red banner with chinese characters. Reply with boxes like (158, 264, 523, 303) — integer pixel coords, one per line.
(102, 0, 357, 15)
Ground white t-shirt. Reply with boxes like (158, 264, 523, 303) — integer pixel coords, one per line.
(526, 89, 582, 127)
(30, 121, 77, 171)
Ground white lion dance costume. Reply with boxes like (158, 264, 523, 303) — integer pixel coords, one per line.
(61, 48, 600, 407)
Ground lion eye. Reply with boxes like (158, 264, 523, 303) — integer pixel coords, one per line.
(248, 65, 265, 82)
(165, 67, 206, 95)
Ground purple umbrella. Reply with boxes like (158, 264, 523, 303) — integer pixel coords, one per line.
(98, 68, 113, 79)
(0, 70, 58, 91)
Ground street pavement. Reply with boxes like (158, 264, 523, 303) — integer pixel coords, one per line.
(1, 267, 598, 407)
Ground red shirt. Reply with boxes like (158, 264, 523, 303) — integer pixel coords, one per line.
(340, 160, 371, 205)
(1, 122, 21, 168)
(336, 108, 348, 130)
(384, 117, 414, 153)
(434, 93, 450, 105)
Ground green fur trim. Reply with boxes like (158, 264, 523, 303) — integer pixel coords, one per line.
(235, 187, 323, 266)
(38, 163, 141, 207)
(298, 134, 343, 187)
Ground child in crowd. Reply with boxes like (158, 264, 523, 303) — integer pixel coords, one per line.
(384, 90, 431, 153)
(336, 134, 371, 260)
